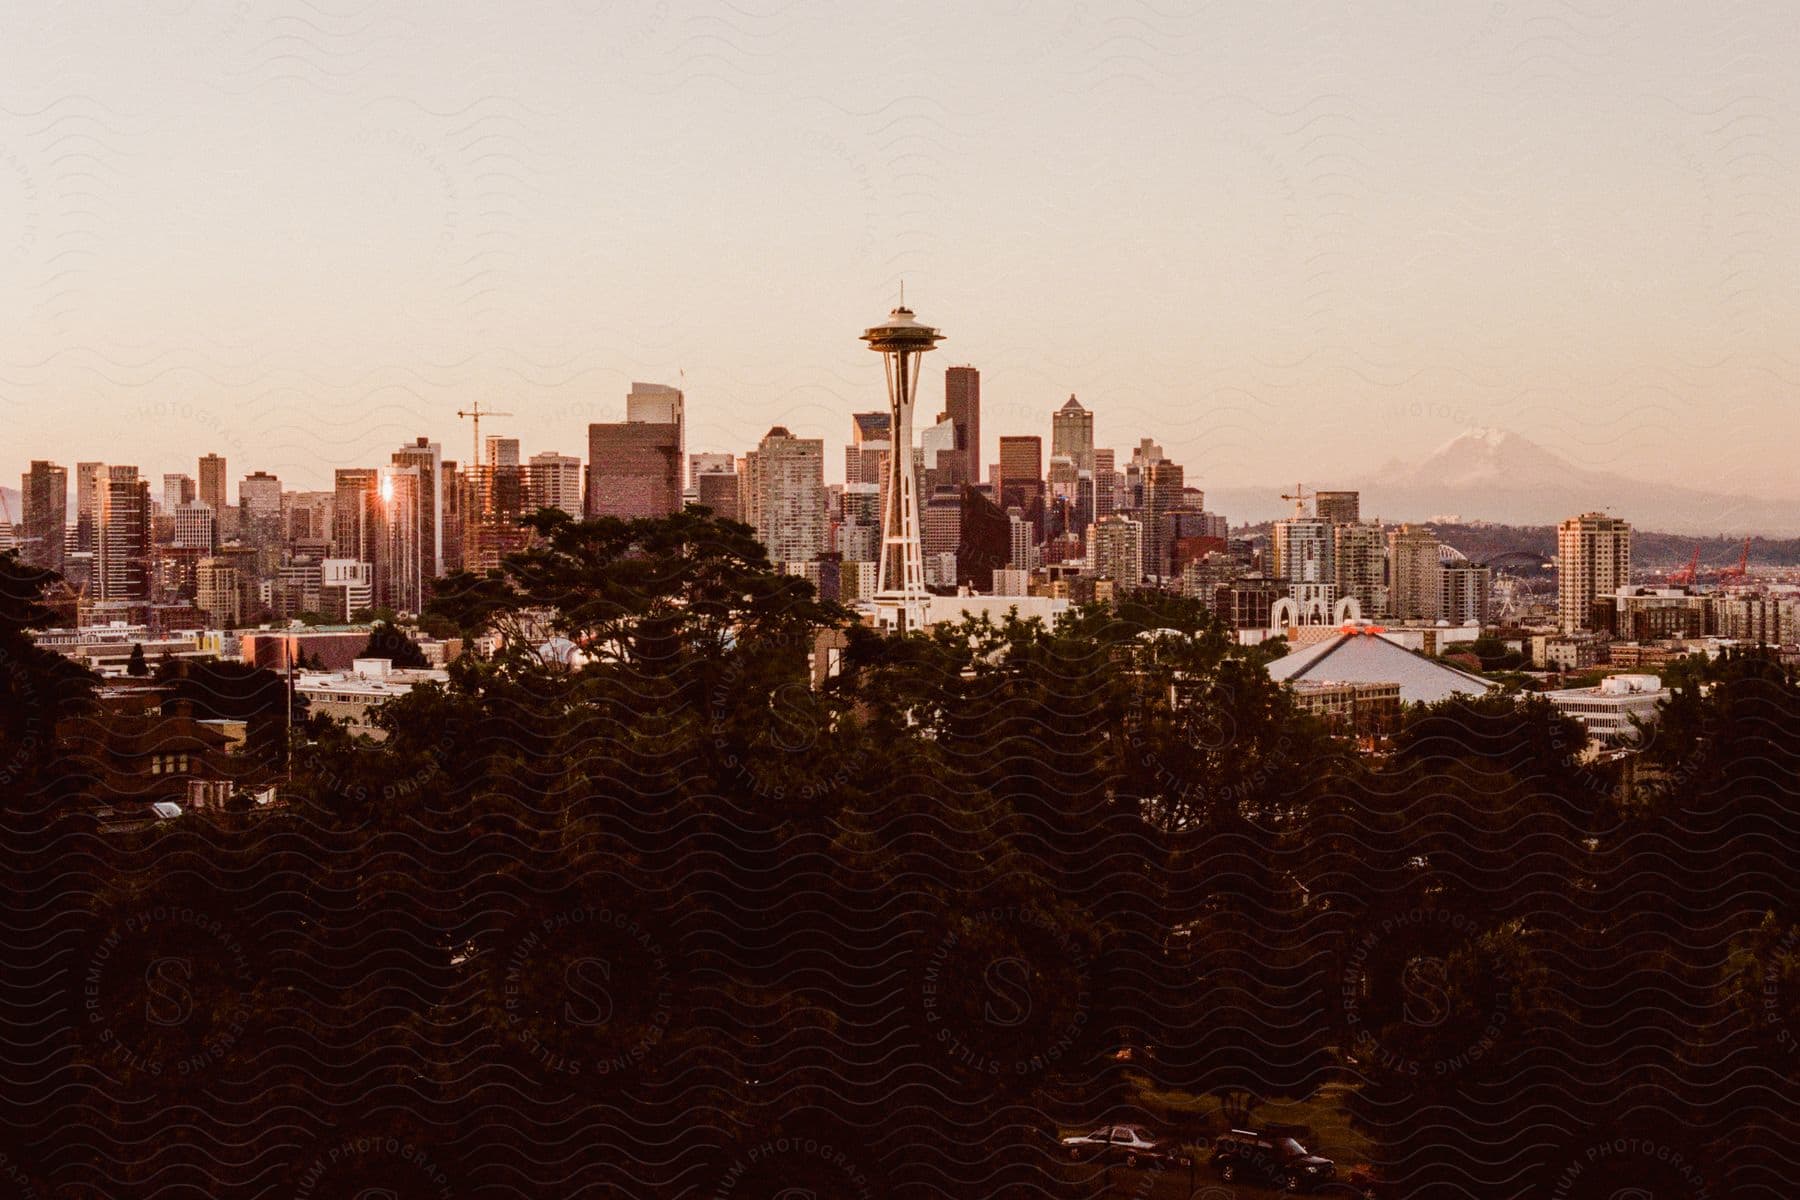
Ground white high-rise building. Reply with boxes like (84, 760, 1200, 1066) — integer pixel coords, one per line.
(1008, 511, 1038, 572)
(528, 451, 584, 515)
(1273, 517, 1333, 585)
(919, 415, 958, 480)
(1441, 558, 1493, 626)
(1089, 514, 1143, 587)
(173, 501, 218, 551)
(162, 473, 196, 514)
(744, 426, 826, 566)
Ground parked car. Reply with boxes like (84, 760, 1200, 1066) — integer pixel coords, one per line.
(1211, 1128, 1336, 1191)
(1061, 1124, 1174, 1167)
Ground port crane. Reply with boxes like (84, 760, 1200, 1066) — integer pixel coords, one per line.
(1717, 537, 1751, 583)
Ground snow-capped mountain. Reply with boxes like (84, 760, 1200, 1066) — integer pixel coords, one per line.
(1352, 429, 1800, 534)
(1210, 430, 1800, 534)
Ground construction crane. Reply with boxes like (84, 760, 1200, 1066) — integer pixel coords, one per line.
(1280, 483, 1312, 519)
(1668, 546, 1700, 586)
(456, 400, 513, 471)
(1717, 537, 1752, 583)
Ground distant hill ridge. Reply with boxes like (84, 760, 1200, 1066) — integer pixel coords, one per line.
(1229, 519, 1800, 571)
(1210, 428, 1800, 537)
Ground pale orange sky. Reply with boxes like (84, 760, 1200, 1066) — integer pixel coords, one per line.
(4, 2, 1798, 498)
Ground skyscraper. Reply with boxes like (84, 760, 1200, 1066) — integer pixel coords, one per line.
(1272, 515, 1334, 585)
(198, 453, 227, 512)
(922, 485, 963, 585)
(527, 451, 584, 516)
(696, 467, 741, 522)
(20, 460, 67, 573)
(688, 452, 734, 494)
(393, 438, 444, 576)
(1007, 509, 1037, 572)
(1051, 394, 1095, 472)
(375, 464, 423, 613)
(942, 365, 981, 485)
(239, 470, 284, 576)
(1092, 448, 1118, 519)
(439, 461, 465, 572)
(1046, 455, 1082, 542)
(97, 466, 151, 603)
(195, 557, 243, 627)
(173, 502, 218, 552)
(1333, 521, 1387, 618)
(484, 436, 523, 517)
(956, 484, 1010, 592)
(1558, 512, 1632, 633)
(918, 414, 960, 494)
(1142, 459, 1185, 579)
(74, 461, 105, 555)
(998, 436, 1043, 506)
(845, 412, 891, 487)
(332, 468, 380, 564)
(586, 422, 681, 519)
(1090, 514, 1144, 587)
(837, 483, 880, 562)
(627, 382, 685, 487)
(1441, 559, 1493, 626)
(1124, 439, 1163, 510)
(1315, 490, 1360, 525)
(1387, 524, 1443, 622)
(744, 425, 826, 566)
(162, 473, 196, 514)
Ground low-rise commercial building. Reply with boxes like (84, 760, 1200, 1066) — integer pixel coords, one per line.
(295, 657, 449, 738)
(1544, 673, 1668, 745)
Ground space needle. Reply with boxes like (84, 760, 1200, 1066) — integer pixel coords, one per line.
(860, 295, 943, 633)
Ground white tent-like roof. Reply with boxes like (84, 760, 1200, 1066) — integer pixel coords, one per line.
(1265, 625, 1497, 706)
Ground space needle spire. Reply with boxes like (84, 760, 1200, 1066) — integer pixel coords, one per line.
(860, 297, 943, 633)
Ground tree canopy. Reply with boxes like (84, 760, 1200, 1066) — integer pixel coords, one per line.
(4, 526, 1799, 1198)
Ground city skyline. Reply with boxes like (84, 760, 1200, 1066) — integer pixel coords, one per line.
(11, 10, 1800, 1200)
(6, 4, 1800, 501)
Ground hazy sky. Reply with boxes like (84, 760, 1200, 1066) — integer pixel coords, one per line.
(4, 2, 1798, 499)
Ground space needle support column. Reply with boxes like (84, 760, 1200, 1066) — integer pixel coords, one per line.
(861, 301, 943, 633)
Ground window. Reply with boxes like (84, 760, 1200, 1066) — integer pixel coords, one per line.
(150, 756, 162, 775)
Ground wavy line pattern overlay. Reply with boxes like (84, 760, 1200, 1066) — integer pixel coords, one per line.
(7, 511, 1800, 1198)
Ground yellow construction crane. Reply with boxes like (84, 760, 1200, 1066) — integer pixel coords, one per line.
(456, 400, 513, 470)
(1280, 483, 1312, 518)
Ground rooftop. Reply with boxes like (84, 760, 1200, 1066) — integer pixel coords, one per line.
(1266, 624, 1498, 705)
